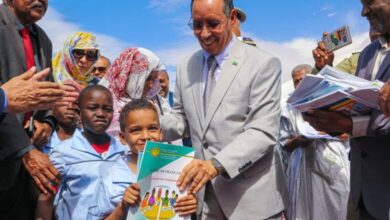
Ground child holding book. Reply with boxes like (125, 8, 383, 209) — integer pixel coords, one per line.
(105, 99, 197, 219)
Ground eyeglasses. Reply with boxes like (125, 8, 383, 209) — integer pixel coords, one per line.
(92, 66, 107, 72)
(188, 18, 222, 31)
(72, 49, 99, 62)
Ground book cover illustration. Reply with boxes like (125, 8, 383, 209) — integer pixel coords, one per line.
(127, 141, 195, 220)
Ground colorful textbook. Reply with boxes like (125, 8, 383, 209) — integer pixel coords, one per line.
(127, 141, 195, 220)
(287, 65, 383, 115)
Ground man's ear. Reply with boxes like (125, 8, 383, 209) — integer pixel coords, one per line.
(119, 132, 127, 146)
(230, 9, 237, 25)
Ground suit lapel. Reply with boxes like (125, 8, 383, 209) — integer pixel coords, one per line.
(203, 41, 244, 136)
(365, 50, 378, 80)
(375, 53, 390, 81)
(356, 41, 379, 80)
(191, 51, 206, 130)
(0, 5, 26, 71)
(34, 25, 47, 69)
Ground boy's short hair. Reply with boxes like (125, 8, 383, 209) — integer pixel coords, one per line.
(78, 85, 112, 107)
(119, 99, 159, 132)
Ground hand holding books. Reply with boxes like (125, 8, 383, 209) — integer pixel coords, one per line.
(127, 141, 196, 220)
(173, 194, 197, 216)
(122, 183, 141, 207)
(122, 182, 197, 217)
(176, 159, 219, 194)
(302, 109, 353, 135)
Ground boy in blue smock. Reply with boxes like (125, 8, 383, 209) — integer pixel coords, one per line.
(35, 100, 80, 219)
(105, 99, 197, 219)
(50, 85, 134, 219)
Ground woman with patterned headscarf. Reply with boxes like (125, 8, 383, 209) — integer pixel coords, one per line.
(52, 32, 99, 87)
(99, 47, 170, 139)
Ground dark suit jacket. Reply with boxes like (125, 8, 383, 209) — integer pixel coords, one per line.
(351, 39, 390, 219)
(0, 88, 5, 114)
(0, 3, 53, 190)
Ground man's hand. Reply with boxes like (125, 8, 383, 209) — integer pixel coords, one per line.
(122, 183, 141, 207)
(1, 67, 78, 113)
(302, 110, 353, 134)
(284, 135, 313, 152)
(177, 159, 218, 194)
(312, 33, 334, 71)
(294, 136, 313, 147)
(174, 194, 197, 216)
(31, 121, 52, 148)
(22, 149, 60, 194)
(379, 80, 390, 117)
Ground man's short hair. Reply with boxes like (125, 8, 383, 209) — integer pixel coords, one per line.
(78, 85, 112, 107)
(235, 7, 246, 23)
(99, 55, 111, 66)
(191, 0, 234, 18)
(291, 64, 312, 76)
(119, 99, 159, 132)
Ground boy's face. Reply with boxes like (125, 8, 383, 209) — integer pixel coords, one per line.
(53, 102, 79, 128)
(119, 108, 162, 154)
(80, 89, 113, 134)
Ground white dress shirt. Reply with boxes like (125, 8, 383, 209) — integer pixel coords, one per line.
(201, 36, 236, 92)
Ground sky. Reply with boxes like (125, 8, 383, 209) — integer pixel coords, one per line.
(6, 0, 372, 94)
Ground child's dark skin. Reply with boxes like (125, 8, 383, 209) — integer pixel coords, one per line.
(52, 102, 79, 141)
(79, 88, 113, 144)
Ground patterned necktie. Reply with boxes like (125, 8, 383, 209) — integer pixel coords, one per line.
(19, 28, 35, 69)
(204, 55, 218, 114)
(20, 28, 35, 126)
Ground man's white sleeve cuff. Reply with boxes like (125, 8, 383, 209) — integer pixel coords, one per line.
(351, 115, 370, 137)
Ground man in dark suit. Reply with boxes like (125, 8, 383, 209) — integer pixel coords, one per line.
(0, 0, 61, 219)
(304, 0, 390, 219)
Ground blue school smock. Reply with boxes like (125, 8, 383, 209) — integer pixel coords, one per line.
(50, 129, 135, 220)
(43, 130, 72, 154)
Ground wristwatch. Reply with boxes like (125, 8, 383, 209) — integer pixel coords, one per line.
(210, 158, 225, 175)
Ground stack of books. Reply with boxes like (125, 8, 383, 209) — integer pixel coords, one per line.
(287, 65, 383, 115)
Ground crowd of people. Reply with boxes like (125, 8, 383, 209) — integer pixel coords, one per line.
(0, 0, 390, 219)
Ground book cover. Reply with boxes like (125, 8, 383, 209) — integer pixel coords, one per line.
(127, 141, 195, 220)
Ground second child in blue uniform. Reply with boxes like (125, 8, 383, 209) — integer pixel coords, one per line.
(105, 99, 197, 219)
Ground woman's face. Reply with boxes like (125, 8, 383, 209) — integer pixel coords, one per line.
(142, 70, 159, 98)
(72, 49, 98, 74)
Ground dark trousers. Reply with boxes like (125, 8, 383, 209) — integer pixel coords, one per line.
(358, 199, 381, 220)
(0, 168, 36, 220)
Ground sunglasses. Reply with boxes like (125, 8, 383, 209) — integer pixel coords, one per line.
(72, 49, 98, 62)
(188, 18, 222, 31)
(92, 66, 107, 72)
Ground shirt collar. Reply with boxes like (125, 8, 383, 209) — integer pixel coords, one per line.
(71, 129, 127, 159)
(203, 36, 236, 67)
(378, 36, 389, 50)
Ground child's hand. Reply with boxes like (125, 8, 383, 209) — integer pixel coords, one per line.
(122, 183, 141, 207)
(174, 194, 197, 216)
